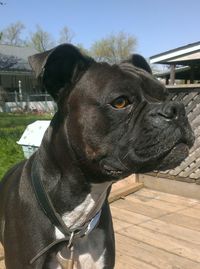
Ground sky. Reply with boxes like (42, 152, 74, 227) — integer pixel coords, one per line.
(0, 0, 200, 58)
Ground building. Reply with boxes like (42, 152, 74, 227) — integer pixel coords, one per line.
(0, 44, 55, 112)
(0, 44, 39, 95)
(150, 41, 200, 85)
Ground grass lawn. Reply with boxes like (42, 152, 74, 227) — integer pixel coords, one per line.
(0, 113, 52, 180)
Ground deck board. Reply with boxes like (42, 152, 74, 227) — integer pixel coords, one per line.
(118, 225, 200, 263)
(111, 188, 200, 269)
(1, 188, 200, 268)
(115, 234, 200, 269)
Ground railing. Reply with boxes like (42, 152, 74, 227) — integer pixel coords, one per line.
(149, 84, 200, 183)
(5, 91, 53, 102)
(1, 91, 56, 113)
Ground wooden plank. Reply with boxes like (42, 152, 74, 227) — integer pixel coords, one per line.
(185, 93, 200, 114)
(178, 156, 200, 178)
(168, 146, 200, 176)
(159, 212, 200, 232)
(193, 203, 200, 210)
(169, 64, 175, 85)
(168, 147, 200, 176)
(191, 168, 200, 179)
(177, 207, 200, 220)
(182, 92, 199, 106)
(111, 206, 152, 225)
(140, 219, 200, 245)
(112, 218, 133, 232)
(125, 193, 186, 212)
(147, 171, 196, 184)
(167, 84, 200, 89)
(109, 182, 143, 203)
(190, 115, 200, 129)
(169, 92, 187, 103)
(118, 225, 200, 263)
(182, 161, 200, 178)
(115, 233, 200, 269)
(111, 174, 136, 192)
(135, 188, 200, 207)
(115, 261, 130, 269)
(112, 198, 169, 219)
(116, 252, 157, 269)
(187, 102, 200, 122)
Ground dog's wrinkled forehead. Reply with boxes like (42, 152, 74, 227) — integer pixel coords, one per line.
(119, 62, 168, 102)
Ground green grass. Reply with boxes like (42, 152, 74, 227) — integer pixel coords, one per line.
(0, 113, 52, 128)
(0, 113, 52, 180)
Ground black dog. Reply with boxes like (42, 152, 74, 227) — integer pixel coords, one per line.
(0, 44, 194, 269)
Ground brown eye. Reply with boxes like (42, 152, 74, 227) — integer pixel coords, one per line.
(111, 96, 130, 109)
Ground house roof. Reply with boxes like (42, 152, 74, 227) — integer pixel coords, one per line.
(150, 41, 200, 65)
(0, 44, 38, 71)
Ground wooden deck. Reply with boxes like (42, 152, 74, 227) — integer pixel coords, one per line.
(112, 188, 200, 269)
(1, 188, 200, 268)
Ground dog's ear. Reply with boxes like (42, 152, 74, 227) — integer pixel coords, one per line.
(125, 54, 152, 74)
(29, 44, 93, 100)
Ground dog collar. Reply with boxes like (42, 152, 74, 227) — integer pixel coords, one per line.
(30, 162, 104, 264)
(29, 209, 102, 265)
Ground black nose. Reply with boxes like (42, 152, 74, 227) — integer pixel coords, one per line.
(159, 102, 185, 120)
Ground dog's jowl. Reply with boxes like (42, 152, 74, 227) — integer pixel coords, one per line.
(0, 44, 194, 269)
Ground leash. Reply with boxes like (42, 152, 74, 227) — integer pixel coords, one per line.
(30, 161, 106, 266)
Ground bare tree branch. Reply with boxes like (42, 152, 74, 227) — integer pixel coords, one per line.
(29, 25, 55, 52)
(0, 21, 25, 45)
(59, 26, 74, 44)
(90, 31, 137, 64)
(0, 53, 19, 70)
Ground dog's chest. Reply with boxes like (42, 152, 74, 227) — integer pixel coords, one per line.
(53, 183, 110, 269)
(55, 195, 93, 240)
(55, 182, 110, 239)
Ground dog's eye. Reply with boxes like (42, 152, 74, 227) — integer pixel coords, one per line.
(111, 96, 130, 109)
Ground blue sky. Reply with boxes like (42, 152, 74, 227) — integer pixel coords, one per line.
(0, 0, 199, 58)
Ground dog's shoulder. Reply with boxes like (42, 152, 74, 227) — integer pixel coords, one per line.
(0, 160, 27, 204)
(1, 160, 25, 185)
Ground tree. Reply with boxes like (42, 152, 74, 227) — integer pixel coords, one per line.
(59, 26, 74, 44)
(90, 31, 137, 64)
(0, 21, 25, 45)
(0, 53, 18, 70)
(76, 43, 90, 56)
(29, 25, 55, 52)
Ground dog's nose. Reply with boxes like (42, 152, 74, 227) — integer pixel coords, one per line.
(159, 102, 185, 120)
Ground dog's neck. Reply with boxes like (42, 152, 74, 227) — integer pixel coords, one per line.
(34, 123, 112, 232)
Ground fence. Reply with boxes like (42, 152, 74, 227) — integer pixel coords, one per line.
(0, 91, 56, 113)
(149, 84, 200, 184)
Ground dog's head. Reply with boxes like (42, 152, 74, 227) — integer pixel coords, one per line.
(29, 44, 194, 182)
